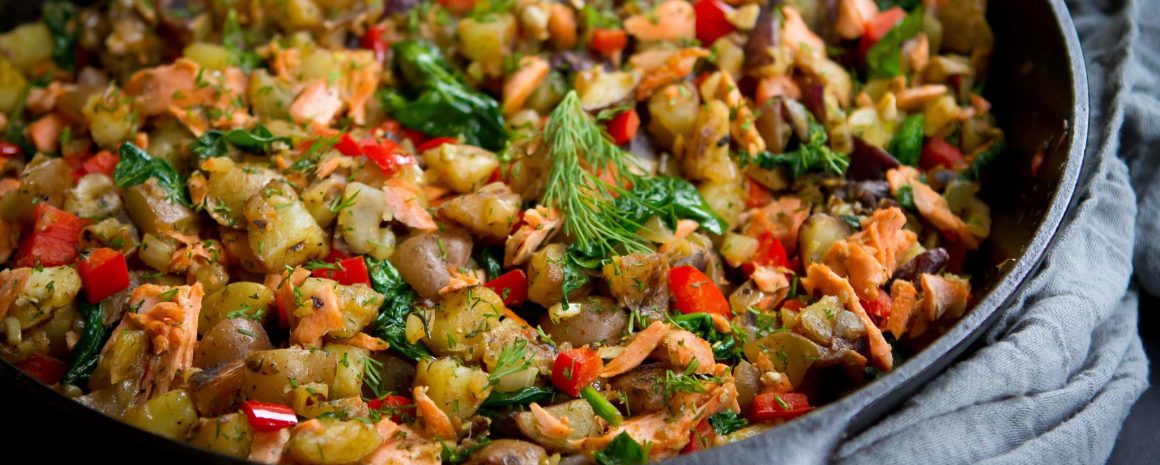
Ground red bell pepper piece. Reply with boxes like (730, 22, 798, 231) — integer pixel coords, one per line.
(750, 392, 812, 421)
(335, 132, 363, 156)
(437, 0, 476, 13)
(0, 141, 24, 158)
(745, 177, 773, 208)
(241, 400, 299, 432)
(740, 233, 790, 275)
(861, 291, 893, 320)
(552, 347, 603, 397)
(367, 395, 417, 423)
(858, 7, 908, 57)
(693, 0, 736, 45)
(669, 266, 731, 318)
(415, 137, 458, 153)
(682, 419, 717, 453)
(606, 109, 640, 146)
(311, 256, 371, 286)
(484, 269, 529, 307)
(920, 137, 964, 170)
(81, 150, 119, 177)
(361, 23, 391, 62)
(77, 248, 130, 304)
(16, 354, 67, 385)
(361, 138, 414, 177)
(14, 203, 88, 268)
(780, 298, 804, 312)
(590, 28, 628, 57)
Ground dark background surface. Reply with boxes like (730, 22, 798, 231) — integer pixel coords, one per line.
(2, 290, 1154, 464)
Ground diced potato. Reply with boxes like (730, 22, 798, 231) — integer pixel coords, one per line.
(123, 390, 199, 440)
(743, 332, 823, 388)
(301, 176, 345, 228)
(0, 23, 53, 72)
(439, 182, 522, 241)
(324, 344, 369, 399)
(123, 180, 199, 237)
(287, 419, 383, 465)
(526, 243, 567, 306)
(682, 101, 739, 184)
(698, 180, 746, 230)
(647, 82, 700, 149)
(194, 318, 274, 368)
(203, 159, 282, 229)
(923, 95, 961, 138)
(183, 42, 231, 70)
(525, 71, 568, 115)
(0, 57, 26, 114)
(711, 37, 745, 80)
(187, 360, 247, 416)
(514, 400, 598, 453)
(458, 15, 517, 78)
(264, 0, 324, 31)
(295, 278, 382, 339)
(243, 348, 337, 404)
(0, 156, 72, 223)
(720, 232, 759, 268)
(423, 286, 504, 362)
(601, 253, 669, 313)
(188, 413, 253, 458)
(798, 214, 853, 267)
(244, 179, 329, 270)
(797, 296, 840, 346)
(424, 144, 500, 194)
(89, 330, 149, 392)
(337, 182, 396, 260)
(249, 70, 294, 121)
(8, 266, 81, 330)
(574, 68, 637, 111)
(414, 357, 492, 423)
(83, 86, 140, 149)
(65, 174, 122, 219)
(200, 282, 276, 336)
(138, 233, 179, 273)
(146, 118, 195, 171)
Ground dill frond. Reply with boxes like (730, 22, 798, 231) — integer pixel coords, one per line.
(541, 91, 652, 260)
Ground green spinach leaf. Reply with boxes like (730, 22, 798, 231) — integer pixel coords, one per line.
(114, 142, 190, 206)
(42, 1, 78, 71)
(749, 113, 849, 178)
(670, 313, 744, 363)
(62, 299, 111, 386)
(888, 114, 925, 166)
(963, 138, 1005, 180)
(384, 40, 507, 151)
(594, 432, 647, 465)
(707, 410, 748, 436)
(192, 125, 287, 161)
(480, 386, 557, 409)
(618, 176, 727, 236)
(473, 245, 505, 281)
(367, 256, 432, 361)
(865, 7, 925, 79)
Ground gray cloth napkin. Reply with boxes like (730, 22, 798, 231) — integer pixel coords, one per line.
(836, 1, 1155, 464)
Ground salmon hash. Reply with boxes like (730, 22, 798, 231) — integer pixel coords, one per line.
(0, 0, 1001, 463)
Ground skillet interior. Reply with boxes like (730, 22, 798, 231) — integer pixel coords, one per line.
(0, 0, 1088, 463)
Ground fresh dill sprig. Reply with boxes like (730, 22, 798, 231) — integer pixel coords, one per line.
(488, 339, 532, 387)
(541, 91, 652, 260)
(363, 355, 387, 399)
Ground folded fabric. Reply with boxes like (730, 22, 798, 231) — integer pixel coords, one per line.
(837, 1, 1153, 463)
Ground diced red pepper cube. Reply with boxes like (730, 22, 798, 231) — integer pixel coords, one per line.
(77, 248, 130, 304)
(683, 419, 717, 453)
(484, 269, 529, 306)
(859, 7, 908, 57)
(367, 395, 416, 423)
(335, 132, 363, 156)
(693, 0, 736, 45)
(590, 28, 628, 57)
(552, 347, 603, 397)
(311, 256, 371, 286)
(741, 233, 790, 275)
(669, 266, 731, 318)
(606, 109, 640, 146)
(241, 400, 299, 432)
(361, 138, 414, 177)
(750, 392, 812, 422)
(0, 141, 23, 158)
(16, 354, 67, 385)
(920, 137, 965, 170)
(81, 150, 119, 177)
(861, 291, 893, 320)
(415, 137, 458, 153)
(361, 23, 391, 62)
(14, 203, 89, 268)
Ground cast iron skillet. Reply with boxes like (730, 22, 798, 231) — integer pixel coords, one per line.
(0, 0, 1088, 463)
